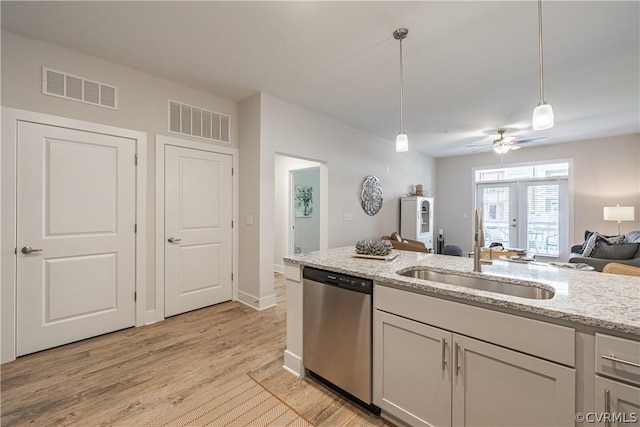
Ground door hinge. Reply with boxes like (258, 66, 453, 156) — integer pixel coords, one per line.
(14, 247, 17, 255)
(134, 291, 137, 302)
(134, 154, 138, 165)
(231, 273, 234, 281)
(231, 167, 234, 176)
(231, 220, 234, 228)
(134, 224, 137, 233)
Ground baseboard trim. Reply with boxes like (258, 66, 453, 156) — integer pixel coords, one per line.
(283, 349, 303, 377)
(145, 309, 158, 325)
(274, 264, 284, 274)
(237, 290, 277, 311)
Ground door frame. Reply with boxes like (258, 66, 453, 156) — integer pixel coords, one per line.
(154, 135, 238, 322)
(1, 107, 148, 364)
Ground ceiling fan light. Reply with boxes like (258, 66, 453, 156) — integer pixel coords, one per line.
(532, 102, 554, 130)
(493, 144, 510, 155)
(396, 133, 409, 152)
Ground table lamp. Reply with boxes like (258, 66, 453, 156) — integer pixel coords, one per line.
(603, 204, 635, 235)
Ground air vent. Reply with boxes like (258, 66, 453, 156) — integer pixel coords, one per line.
(42, 67, 118, 109)
(169, 100, 230, 143)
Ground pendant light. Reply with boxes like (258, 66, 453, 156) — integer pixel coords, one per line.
(394, 28, 409, 152)
(532, 0, 554, 130)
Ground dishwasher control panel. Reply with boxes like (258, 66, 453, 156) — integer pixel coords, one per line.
(303, 267, 373, 294)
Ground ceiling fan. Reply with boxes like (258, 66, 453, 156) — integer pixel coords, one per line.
(467, 129, 547, 154)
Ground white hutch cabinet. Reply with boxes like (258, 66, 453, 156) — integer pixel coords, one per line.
(400, 196, 434, 250)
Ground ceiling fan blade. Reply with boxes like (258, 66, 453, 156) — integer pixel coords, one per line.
(513, 136, 547, 145)
(465, 143, 491, 147)
(472, 146, 492, 153)
(509, 145, 522, 150)
(503, 136, 516, 143)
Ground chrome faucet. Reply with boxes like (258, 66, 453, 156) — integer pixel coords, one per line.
(473, 208, 491, 272)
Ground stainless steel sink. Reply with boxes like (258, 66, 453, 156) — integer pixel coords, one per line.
(397, 269, 555, 300)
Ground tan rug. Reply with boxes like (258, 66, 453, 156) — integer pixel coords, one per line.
(147, 373, 314, 427)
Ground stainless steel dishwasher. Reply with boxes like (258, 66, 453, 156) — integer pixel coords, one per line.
(303, 267, 378, 412)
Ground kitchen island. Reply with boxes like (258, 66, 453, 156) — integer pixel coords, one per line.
(283, 247, 640, 427)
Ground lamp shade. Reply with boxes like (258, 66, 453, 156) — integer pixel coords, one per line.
(603, 206, 635, 221)
(532, 103, 554, 130)
(396, 133, 408, 152)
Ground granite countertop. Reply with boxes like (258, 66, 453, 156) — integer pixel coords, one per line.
(284, 246, 640, 336)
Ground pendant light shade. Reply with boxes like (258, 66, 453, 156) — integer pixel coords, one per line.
(532, 102, 554, 130)
(396, 133, 408, 152)
(532, 0, 554, 131)
(394, 28, 409, 152)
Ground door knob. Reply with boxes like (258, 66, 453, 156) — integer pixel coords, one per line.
(21, 246, 42, 254)
(167, 237, 181, 243)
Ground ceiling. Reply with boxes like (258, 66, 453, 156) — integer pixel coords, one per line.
(2, 1, 639, 158)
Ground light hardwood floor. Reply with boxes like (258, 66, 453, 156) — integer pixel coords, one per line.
(1, 274, 392, 426)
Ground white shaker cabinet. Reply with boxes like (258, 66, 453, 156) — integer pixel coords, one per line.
(452, 334, 575, 427)
(593, 333, 640, 427)
(374, 310, 451, 426)
(373, 285, 576, 427)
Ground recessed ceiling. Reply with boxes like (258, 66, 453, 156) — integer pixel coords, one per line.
(2, 1, 639, 158)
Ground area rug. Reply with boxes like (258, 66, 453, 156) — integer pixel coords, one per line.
(147, 373, 314, 426)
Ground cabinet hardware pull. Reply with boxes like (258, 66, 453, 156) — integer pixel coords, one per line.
(601, 354, 640, 368)
(455, 342, 460, 376)
(167, 237, 182, 243)
(21, 246, 42, 254)
(441, 338, 447, 371)
(604, 388, 611, 427)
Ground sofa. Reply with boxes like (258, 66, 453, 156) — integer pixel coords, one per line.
(569, 230, 640, 272)
(381, 232, 428, 253)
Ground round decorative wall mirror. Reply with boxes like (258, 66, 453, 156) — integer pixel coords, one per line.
(361, 175, 383, 216)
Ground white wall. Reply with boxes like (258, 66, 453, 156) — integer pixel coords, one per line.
(436, 133, 640, 254)
(239, 92, 436, 307)
(262, 93, 436, 246)
(1, 30, 238, 313)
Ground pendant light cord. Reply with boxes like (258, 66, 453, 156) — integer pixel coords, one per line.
(538, 0, 545, 104)
(399, 36, 405, 133)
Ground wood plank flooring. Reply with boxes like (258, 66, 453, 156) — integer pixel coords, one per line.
(1, 274, 392, 426)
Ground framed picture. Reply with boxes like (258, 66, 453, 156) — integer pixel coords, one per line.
(295, 186, 313, 217)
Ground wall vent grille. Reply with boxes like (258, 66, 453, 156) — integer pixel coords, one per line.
(42, 67, 118, 109)
(169, 100, 230, 143)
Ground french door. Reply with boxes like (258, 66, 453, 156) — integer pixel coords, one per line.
(477, 179, 568, 258)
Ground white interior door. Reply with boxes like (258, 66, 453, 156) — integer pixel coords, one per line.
(164, 145, 232, 317)
(17, 122, 136, 356)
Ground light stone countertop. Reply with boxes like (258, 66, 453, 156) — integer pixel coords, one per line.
(284, 246, 640, 336)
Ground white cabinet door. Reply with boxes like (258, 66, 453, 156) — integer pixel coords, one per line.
(373, 310, 451, 427)
(595, 377, 640, 427)
(17, 122, 136, 356)
(164, 145, 232, 317)
(452, 334, 575, 427)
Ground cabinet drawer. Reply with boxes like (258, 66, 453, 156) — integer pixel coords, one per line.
(595, 333, 640, 386)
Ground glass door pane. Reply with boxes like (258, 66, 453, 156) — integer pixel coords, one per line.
(477, 183, 517, 247)
(525, 183, 559, 257)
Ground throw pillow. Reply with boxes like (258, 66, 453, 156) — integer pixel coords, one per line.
(581, 229, 616, 252)
(592, 243, 639, 260)
(581, 232, 625, 257)
(624, 231, 640, 244)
